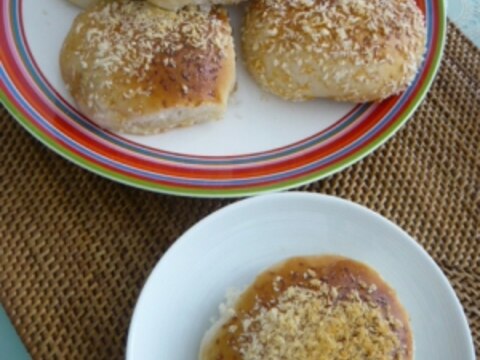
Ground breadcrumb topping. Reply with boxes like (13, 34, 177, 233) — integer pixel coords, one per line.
(67, 0, 231, 107)
(236, 281, 406, 360)
(201, 257, 412, 360)
(242, 0, 427, 101)
(83, 0, 228, 77)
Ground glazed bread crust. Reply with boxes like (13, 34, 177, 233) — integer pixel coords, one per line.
(242, 0, 427, 102)
(60, 0, 235, 134)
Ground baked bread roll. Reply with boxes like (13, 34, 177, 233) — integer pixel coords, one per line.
(66, 0, 100, 9)
(146, 0, 245, 11)
(200, 256, 413, 360)
(60, 0, 235, 134)
(242, 0, 427, 103)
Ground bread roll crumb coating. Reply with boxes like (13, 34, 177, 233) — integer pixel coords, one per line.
(242, 0, 427, 102)
(60, 0, 235, 134)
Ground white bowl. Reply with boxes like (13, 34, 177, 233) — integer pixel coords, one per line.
(127, 193, 475, 360)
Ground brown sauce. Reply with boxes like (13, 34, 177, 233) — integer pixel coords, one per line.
(201, 255, 413, 360)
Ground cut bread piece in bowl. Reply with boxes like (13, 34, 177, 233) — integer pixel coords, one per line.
(200, 255, 413, 360)
(242, 0, 427, 103)
(60, 0, 235, 134)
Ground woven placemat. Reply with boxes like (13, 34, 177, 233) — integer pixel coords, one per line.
(0, 22, 479, 359)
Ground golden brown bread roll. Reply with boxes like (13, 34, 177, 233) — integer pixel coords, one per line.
(242, 0, 427, 103)
(200, 256, 413, 360)
(67, 0, 245, 11)
(146, 0, 245, 11)
(66, 0, 100, 8)
(60, 0, 235, 134)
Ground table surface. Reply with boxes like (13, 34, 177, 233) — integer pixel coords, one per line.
(0, 3, 479, 360)
(448, 0, 480, 47)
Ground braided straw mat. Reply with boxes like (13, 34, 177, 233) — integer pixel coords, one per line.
(0, 23, 478, 359)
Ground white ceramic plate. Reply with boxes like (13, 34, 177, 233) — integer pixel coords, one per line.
(127, 193, 475, 360)
(1, 0, 446, 196)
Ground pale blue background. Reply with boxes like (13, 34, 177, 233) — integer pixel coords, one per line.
(449, 0, 480, 46)
(0, 1, 478, 359)
(0, 307, 31, 359)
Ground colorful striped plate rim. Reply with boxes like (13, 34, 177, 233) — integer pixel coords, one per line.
(0, 0, 446, 198)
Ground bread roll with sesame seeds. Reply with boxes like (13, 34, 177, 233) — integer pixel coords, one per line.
(242, 0, 427, 103)
(60, 0, 235, 135)
(66, 0, 100, 9)
(146, 0, 245, 11)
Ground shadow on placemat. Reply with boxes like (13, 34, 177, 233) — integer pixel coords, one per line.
(0, 23, 479, 359)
